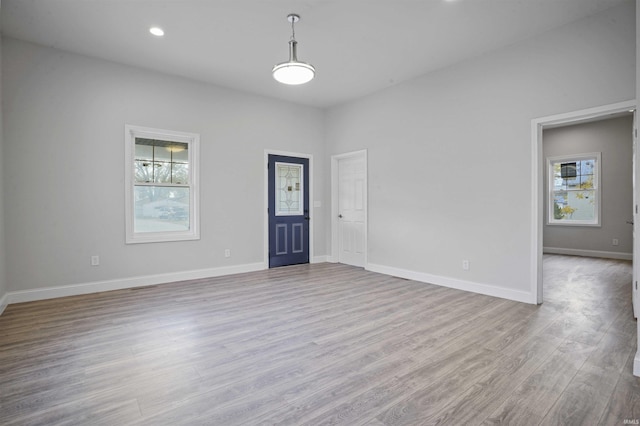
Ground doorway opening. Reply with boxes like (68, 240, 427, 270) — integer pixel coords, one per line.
(543, 114, 633, 262)
(532, 100, 636, 304)
(532, 100, 639, 377)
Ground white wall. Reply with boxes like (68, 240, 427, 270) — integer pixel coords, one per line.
(543, 115, 633, 257)
(325, 1, 635, 301)
(2, 38, 326, 294)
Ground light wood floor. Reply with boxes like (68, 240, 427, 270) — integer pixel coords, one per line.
(0, 255, 638, 425)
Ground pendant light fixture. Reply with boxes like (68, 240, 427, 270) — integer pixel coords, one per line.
(272, 14, 315, 85)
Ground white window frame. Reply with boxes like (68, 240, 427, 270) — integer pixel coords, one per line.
(125, 124, 200, 243)
(547, 152, 601, 227)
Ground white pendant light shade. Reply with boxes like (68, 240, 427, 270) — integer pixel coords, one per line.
(272, 62, 315, 85)
(272, 14, 315, 85)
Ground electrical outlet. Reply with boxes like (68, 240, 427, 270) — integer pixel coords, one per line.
(612, 238, 619, 246)
(91, 255, 100, 266)
(224, 249, 231, 258)
(462, 260, 470, 271)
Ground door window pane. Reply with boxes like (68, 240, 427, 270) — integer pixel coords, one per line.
(275, 162, 303, 216)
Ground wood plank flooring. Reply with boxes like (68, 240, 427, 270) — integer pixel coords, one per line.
(0, 255, 637, 425)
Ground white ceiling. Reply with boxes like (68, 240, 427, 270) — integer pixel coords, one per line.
(1, 0, 627, 108)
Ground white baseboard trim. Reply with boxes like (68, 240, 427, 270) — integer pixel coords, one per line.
(0, 292, 8, 315)
(635, 351, 640, 377)
(6, 262, 267, 305)
(366, 263, 535, 304)
(543, 247, 632, 260)
(311, 255, 329, 264)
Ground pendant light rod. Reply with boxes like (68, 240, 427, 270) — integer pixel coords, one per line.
(287, 14, 300, 61)
(288, 13, 299, 39)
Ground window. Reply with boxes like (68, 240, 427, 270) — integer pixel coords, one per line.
(547, 152, 601, 226)
(125, 125, 200, 243)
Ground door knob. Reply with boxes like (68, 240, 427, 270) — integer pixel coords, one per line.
(338, 214, 343, 218)
(627, 220, 634, 225)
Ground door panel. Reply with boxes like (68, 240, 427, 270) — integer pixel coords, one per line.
(338, 155, 366, 267)
(269, 155, 310, 267)
(292, 224, 304, 253)
(275, 224, 288, 255)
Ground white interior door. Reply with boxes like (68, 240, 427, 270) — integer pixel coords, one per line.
(633, 111, 638, 318)
(338, 154, 366, 267)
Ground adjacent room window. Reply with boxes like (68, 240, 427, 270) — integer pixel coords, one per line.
(547, 152, 601, 226)
(125, 125, 200, 243)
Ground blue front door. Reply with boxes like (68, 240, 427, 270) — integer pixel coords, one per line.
(268, 155, 310, 267)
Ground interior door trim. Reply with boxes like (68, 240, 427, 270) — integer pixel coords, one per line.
(263, 149, 314, 268)
(331, 149, 368, 265)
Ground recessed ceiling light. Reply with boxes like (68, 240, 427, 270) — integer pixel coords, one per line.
(149, 27, 165, 37)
